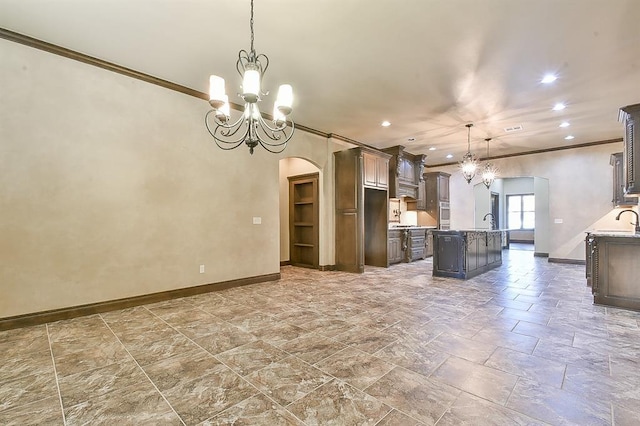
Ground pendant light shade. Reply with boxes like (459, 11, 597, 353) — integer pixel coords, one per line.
(460, 124, 478, 184)
(481, 137, 498, 189)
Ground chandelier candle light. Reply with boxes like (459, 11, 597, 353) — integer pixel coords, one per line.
(481, 137, 498, 189)
(205, 0, 294, 154)
(460, 123, 478, 184)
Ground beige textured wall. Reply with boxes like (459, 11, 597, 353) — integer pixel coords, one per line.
(0, 39, 333, 318)
(437, 142, 635, 260)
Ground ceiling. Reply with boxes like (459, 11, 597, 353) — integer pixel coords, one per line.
(2, 0, 639, 166)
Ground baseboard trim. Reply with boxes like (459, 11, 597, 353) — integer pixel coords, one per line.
(509, 239, 535, 244)
(534, 252, 549, 257)
(319, 265, 336, 271)
(548, 258, 586, 265)
(0, 273, 280, 331)
(280, 260, 292, 267)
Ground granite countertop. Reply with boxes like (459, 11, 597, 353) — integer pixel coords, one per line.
(587, 230, 640, 238)
(432, 228, 503, 233)
(388, 225, 437, 230)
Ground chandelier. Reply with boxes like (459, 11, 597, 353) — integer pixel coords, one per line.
(205, 0, 294, 155)
(481, 137, 498, 189)
(460, 123, 478, 184)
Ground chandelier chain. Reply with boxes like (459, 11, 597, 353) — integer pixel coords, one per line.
(250, 0, 255, 53)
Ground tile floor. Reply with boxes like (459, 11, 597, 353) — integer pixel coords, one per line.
(1, 250, 639, 425)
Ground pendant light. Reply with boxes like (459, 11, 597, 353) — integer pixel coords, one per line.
(460, 124, 478, 184)
(205, 0, 295, 155)
(481, 137, 498, 189)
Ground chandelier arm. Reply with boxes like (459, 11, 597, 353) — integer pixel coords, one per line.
(205, 110, 245, 137)
(205, 110, 249, 149)
(255, 53, 269, 76)
(255, 116, 295, 147)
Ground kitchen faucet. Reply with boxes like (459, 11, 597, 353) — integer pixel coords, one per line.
(615, 209, 640, 234)
(483, 213, 496, 230)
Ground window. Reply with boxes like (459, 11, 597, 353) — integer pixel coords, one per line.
(507, 194, 535, 229)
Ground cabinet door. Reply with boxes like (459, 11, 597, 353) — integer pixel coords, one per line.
(399, 158, 415, 183)
(388, 236, 403, 264)
(611, 153, 636, 207)
(416, 181, 427, 210)
(363, 153, 378, 187)
(376, 156, 389, 188)
(438, 175, 450, 202)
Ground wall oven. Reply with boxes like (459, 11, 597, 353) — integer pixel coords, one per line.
(439, 202, 450, 229)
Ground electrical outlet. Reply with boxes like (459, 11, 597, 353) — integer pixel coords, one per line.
(554, 218, 563, 224)
(252, 217, 262, 225)
(199, 265, 205, 273)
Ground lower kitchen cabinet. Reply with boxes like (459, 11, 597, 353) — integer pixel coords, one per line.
(388, 229, 404, 265)
(387, 227, 432, 265)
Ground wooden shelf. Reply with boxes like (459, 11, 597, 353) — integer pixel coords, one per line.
(288, 173, 319, 269)
(293, 243, 315, 248)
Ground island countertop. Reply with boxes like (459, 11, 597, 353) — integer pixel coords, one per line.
(586, 230, 640, 238)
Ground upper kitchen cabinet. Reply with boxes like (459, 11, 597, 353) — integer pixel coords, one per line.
(363, 151, 389, 189)
(382, 146, 426, 199)
(610, 152, 637, 207)
(334, 147, 391, 273)
(619, 103, 640, 196)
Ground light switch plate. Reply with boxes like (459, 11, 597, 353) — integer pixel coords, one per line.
(253, 217, 262, 225)
(554, 218, 563, 224)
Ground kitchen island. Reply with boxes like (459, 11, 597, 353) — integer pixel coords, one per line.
(432, 229, 502, 279)
(586, 231, 640, 311)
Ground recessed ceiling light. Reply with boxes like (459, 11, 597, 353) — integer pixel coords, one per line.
(541, 74, 558, 84)
(407, 137, 416, 142)
(565, 135, 575, 140)
(381, 121, 391, 127)
(559, 121, 570, 128)
(446, 154, 453, 159)
(429, 147, 437, 151)
(552, 103, 566, 111)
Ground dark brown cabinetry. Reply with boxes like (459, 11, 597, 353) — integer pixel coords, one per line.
(406, 228, 427, 262)
(432, 230, 502, 279)
(388, 229, 404, 265)
(335, 147, 391, 273)
(363, 151, 389, 189)
(382, 146, 426, 200)
(419, 172, 451, 227)
(590, 233, 640, 311)
(610, 152, 636, 207)
(619, 104, 640, 196)
(289, 174, 319, 268)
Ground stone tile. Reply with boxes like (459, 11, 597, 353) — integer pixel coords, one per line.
(215, 340, 289, 376)
(533, 339, 609, 374)
(430, 356, 518, 405)
(484, 347, 566, 388)
(0, 396, 64, 426)
(278, 332, 347, 364)
(428, 332, 498, 364)
(251, 321, 309, 347)
(202, 393, 304, 425)
(245, 355, 332, 406)
(0, 372, 57, 413)
(331, 325, 398, 354)
(46, 315, 111, 343)
(506, 378, 612, 425)
(192, 322, 257, 356)
(57, 359, 149, 407)
(52, 339, 132, 377)
(0, 327, 49, 357)
(437, 392, 546, 426)
(374, 409, 427, 425)
(159, 365, 257, 425)
(287, 379, 391, 425)
(225, 311, 281, 333)
(365, 367, 460, 425)
(63, 384, 180, 425)
(511, 320, 575, 347)
(126, 332, 201, 366)
(0, 324, 47, 345)
(0, 349, 54, 383)
(143, 348, 223, 391)
(314, 347, 395, 390)
(375, 339, 449, 377)
(613, 404, 640, 426)
(472, 328, 538, 355)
